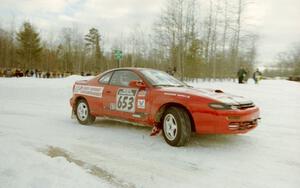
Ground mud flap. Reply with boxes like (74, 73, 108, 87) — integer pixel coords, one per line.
(150, 123, 162, 136)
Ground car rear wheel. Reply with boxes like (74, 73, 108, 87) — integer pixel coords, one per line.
(162, 107, 192, 146)
(75, 99, 95, 125)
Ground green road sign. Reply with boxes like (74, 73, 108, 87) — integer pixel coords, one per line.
(114, 49, 123, 60)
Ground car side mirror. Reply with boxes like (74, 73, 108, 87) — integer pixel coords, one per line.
(129, 80, 146, 88)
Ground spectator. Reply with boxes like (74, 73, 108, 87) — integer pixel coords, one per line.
(166, 66, 177, 76)
(237, 66, 248, 84)
(25, 70, 29, 77)
(0, 69, 3, 77)
(15, 68, 21, 78)
(253, 68, 262, 84)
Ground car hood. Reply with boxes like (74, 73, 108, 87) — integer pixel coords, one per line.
(160, 87, 253, 105)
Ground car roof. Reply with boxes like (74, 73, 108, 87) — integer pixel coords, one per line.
(106, 67, 154, 72)
(99, 67, 159, 76)
(96, 67, 156, 87)
(97, 67, 158, 79)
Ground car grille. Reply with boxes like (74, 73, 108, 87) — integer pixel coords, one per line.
(228, 119, 259, 130)
(234, 103, 255, 110)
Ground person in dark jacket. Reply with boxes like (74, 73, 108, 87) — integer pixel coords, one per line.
(253, 68, 262, 84)
(25, 70, 29, 77)
(46, 71, 51, 78)
(237, 67, 248, 84)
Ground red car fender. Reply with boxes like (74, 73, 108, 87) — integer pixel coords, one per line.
(148, 90, 195, 125)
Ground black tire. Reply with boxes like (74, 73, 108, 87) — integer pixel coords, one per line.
(162, 106, 192, 147)
(75, 99, 95, 125)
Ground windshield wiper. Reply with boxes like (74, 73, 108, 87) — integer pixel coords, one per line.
(153, 84, 189, 88)
(179, 84, 193, 88)
(153, 84, 176, 87)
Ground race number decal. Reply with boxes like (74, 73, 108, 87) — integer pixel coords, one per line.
(116, 88, 138, 113)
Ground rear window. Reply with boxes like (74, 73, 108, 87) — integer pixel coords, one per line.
(109, 70, 140, 87)
(99, 72, 113, 84)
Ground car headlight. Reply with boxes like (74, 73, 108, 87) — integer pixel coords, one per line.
(209, 103, 238, 110)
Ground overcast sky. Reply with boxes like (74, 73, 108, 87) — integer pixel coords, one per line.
(0, 0, 299, 65)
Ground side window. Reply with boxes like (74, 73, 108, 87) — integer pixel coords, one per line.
(99, 72, 113, 85)
(110, 70, 140, 87)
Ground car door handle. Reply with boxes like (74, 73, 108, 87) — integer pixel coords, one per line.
(105, 90, 111, 94)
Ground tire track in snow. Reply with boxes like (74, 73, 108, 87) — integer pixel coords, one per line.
(41, 146, 135, 188)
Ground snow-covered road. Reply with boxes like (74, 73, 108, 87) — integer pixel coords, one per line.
(0, 77, 299, 188)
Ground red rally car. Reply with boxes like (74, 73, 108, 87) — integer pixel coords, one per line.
(70, 68, 260, 146)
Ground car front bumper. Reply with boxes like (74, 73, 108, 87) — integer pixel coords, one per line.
(193, 106, 260, 134)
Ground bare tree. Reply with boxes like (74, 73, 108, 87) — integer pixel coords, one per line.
(154, 0, 198, 79)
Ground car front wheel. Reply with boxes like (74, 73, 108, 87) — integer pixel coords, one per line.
(162, 107, 192, 147)
(75, 99, 95, 125)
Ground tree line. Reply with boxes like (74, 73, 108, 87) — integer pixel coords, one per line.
(0, 0, 258, 79)
(263, 43, 300, 78)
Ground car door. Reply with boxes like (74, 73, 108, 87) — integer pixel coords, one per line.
(102, 70, 149, 123)
(94, 71, 114, 115)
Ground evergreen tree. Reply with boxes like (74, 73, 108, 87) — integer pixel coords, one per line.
(16, 22, 42, 69)
(85, 28, 102, 71)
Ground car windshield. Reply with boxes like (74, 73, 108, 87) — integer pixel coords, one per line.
(140, 69, 188, 87)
